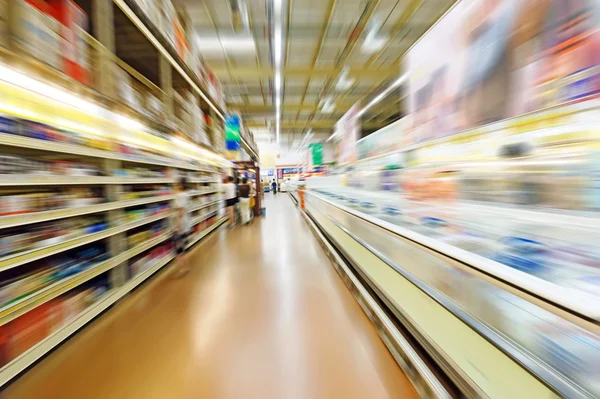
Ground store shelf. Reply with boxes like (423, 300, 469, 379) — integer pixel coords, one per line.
(0, 195, 174, 230)
(186, 217, 227, 249)
(0, 231, 172, 328)
(112, 0, 226, 119)
(0, 175, 175, 186)
(188, 178, 220, 184)
(308, 191, 600, 321)
(189, 190, 219, 197)
(0, 213, 226, 387)
(190, 210, 220, 227)
(0, 132, 205, 171)
(303, 194, 585, 398)
(0, 251, 175, 387)
(0, 212, 171, 272)
(188, 199, 222, 213)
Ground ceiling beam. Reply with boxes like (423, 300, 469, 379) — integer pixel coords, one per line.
(211, 65, 398, 79)
(302, 0, 381, 133)
(192, 22, 429, 37)
(247, 7, 266, 106)
(294, 0, 337, 129)
(364, 0, 423, 69)
(202, 1, 247, 104)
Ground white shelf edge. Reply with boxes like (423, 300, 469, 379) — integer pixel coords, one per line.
(0, 195, 175, 230)
(0, 176, 175, 186)
(186, 217, 227, 249)
(188, 190, 219, 197)
(188, 199, 222, 213)
(0, 132, 213, 172)
(190, 210, 220, 227)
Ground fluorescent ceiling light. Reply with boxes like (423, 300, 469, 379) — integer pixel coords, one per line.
(272, 0, 285, 148)
(362, 35, 387, 53)
(275, 71, 282, 92)
(357, 73, 407, 118)
(196, 35, 256, 54)
(322, 102, 335, 113)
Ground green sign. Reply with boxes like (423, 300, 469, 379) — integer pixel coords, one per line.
(309, 143, 323, 166)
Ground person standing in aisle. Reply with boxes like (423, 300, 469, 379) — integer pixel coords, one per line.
(173, 177, 191, 275)
(271, 179, 277, 194)
(238, 177, 251, 224)
(224, 176, 238, 227)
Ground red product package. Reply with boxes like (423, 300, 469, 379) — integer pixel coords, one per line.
(47, 0, 89, 84)
(6, 303, 53, 360)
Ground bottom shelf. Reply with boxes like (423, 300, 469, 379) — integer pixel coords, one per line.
(0, 218, 227, 387)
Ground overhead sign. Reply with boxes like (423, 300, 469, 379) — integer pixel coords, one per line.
(309, 143, 324, 166)
(225, 114, 241, 150)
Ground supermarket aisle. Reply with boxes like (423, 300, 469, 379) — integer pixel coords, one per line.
(3, 194, 417, 399)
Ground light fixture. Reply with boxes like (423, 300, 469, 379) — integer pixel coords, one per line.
(335, 66, 355, 90)
(357, 73, 407, 118)
(196, 35, 256, 54)
(272, 0, 285, 147)
(361, 13, 387, 54)
(361, 35, 387, 54)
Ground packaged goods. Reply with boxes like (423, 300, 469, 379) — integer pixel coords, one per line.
(144, 93, 163, 119)
(47, 0, 89, 84)
(10, 0, 61, 69)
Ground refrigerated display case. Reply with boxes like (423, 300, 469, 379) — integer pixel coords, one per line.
(290, 100, 600, 398)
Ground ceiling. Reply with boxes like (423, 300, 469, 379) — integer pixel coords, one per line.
(183, 0, 455, 149)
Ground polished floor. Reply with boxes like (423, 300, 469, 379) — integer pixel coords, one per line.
(2, 194, 417, 398)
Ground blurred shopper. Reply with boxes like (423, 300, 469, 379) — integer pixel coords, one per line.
(238, 177, 251, 224)
(224, 176, 237, 227)
(173, 177, 191, 275)
(271, 179, 277, 194)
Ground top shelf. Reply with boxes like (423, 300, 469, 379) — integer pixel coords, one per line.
(113, 0, 226, 120)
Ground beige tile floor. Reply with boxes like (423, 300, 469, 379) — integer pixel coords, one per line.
(2, 194, 417, 399)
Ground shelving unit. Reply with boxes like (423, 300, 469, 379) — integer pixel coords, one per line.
(0, 0, 237, 386)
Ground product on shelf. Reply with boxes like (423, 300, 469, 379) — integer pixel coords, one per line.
(0, 274, 109, 367)
(0, 155, 103, 176)
(0, 188, 103, 216)
(120, 185, 172, 200)
(0, 216, 107, 257)
(125, 221, 168, 248)
(128, 241, 173, 277)
(10, 0, 61, 69)
(112, 167, 170, 179)
(121, 203, 170, 223)
(47, 0, 89, 84)
(0, 243, 108, 308)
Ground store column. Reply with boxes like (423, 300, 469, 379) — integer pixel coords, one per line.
(92, 0, 116, 99)
(93, 0, 128, 286)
